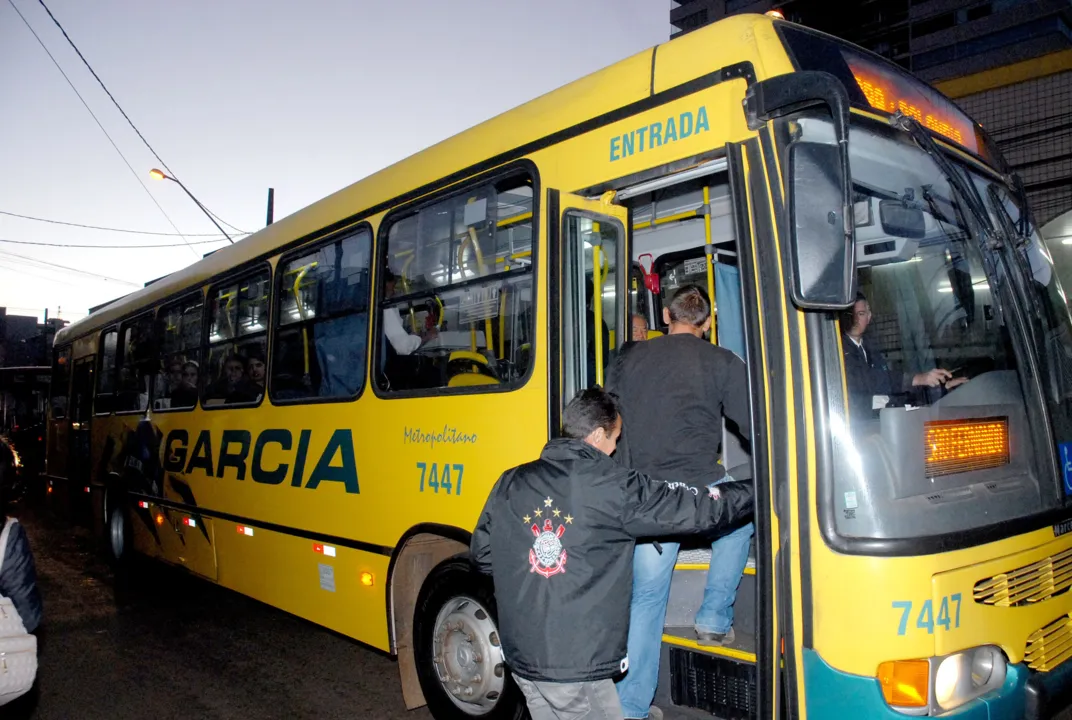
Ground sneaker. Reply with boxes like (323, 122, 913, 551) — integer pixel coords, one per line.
(695, 626, 735, 647)
(645, 708, 664, 720)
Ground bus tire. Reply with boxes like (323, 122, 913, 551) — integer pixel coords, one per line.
(104, 490, 130, 566)
(413, 557, 525, 720)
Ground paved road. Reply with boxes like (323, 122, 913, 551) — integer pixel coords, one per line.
(12, 501, 433, 720)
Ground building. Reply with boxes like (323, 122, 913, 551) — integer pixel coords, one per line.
(669, 0, 1072, 224)
(0, 308, 68, 367)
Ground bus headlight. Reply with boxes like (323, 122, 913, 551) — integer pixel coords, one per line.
(934, 646, 1006, 711)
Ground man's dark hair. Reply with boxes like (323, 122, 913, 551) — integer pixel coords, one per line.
(562, 387, 619, 439)
(667, 285, 710, 327)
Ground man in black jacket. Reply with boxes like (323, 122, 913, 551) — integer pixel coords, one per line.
(470, 388, 752, 720)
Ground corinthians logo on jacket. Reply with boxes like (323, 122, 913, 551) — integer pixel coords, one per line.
(524, 496, 573, 578)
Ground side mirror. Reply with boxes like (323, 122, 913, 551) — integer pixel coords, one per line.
(745, 71, 855, 309)
(787, 142, 856, 307)
(879, 200, 926, 239)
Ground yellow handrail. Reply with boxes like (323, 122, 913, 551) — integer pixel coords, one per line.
(498, 289, 507, 360)
(703, 186, 717, 345)
(292, 263, 315, 376)
(592, 222, 604, 387)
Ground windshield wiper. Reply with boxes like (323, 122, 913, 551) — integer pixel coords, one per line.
(888, 112, 1003, 250)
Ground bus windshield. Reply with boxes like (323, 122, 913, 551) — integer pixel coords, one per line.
(803, 115, 1067, 543)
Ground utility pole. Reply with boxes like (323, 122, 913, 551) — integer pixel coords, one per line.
(266, 188, 275, 226)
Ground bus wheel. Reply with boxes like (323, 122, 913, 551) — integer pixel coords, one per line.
(106, 492, 129, 564)
(414, 558, 525, 720)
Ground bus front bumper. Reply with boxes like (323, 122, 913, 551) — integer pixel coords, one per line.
(805, 649, 1072, 719)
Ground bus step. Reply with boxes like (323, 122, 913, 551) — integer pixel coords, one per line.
(669, 646, 756, 720)
(664, 625, 756, 660)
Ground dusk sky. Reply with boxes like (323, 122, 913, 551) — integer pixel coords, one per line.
(1, 0, 670, 322)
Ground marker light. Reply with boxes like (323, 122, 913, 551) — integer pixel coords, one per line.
(183, 517, 196, 528)
(156, 514, 165, 526)
(84, 486, 91, 494)
(360, 572, 375, 587)
(313, 543, 337, 557)
(877, 659, 929, 708)
(138, 501, 150, 509)
(765, 10, 785, 19)
(47, 486, 53, 494)
(925, 417, 1009, 477)
(236, 525, 254, 536)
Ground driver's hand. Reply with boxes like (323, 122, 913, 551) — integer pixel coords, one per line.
(944, 376, 969, 390)
(913, 368, 953, 387)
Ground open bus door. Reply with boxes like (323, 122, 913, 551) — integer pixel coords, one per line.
(549, 189, 630, 411)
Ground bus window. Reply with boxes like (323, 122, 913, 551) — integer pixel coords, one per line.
(564, 213, 622, 389)
(156, 293, 204, 410)
(95, 328, 118, 414)
(272, 227, 371, 401)
(116, 314, 156, 413)
(50, 346, 71, 420)
(376, 173, 534, 393)
(203, 269, 269, 407)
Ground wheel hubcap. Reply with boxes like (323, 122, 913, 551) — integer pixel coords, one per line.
(431, 596, 505, 715)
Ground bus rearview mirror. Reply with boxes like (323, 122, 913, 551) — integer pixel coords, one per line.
(787, 142, 856, 308)
(746, 71, 856, 309)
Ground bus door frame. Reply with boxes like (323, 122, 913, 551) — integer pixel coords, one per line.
(731, 126, 816, 719)
(547, 189, 630, 435)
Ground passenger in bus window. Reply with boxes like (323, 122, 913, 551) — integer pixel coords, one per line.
(470, 387, 752, 720)
(169, 361, 199, 409)
(382, 268, 435, 356)
(245, 348, 266, 397)
(205, 354, 257, 405)
(841, 292, 966, 417)
(608, 285, 753, 720)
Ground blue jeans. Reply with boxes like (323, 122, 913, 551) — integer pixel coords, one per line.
(616, 484, 754, 718)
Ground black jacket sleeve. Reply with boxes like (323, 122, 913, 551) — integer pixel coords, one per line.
(619, 471, 753, 538)
(0, 521, 42, 633)
(471, 474, 506, 575)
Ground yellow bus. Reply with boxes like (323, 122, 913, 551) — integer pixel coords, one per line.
(45, 12, 1072, 720)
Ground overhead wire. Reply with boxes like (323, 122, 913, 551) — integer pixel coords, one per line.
(5, 0, 201, 258)
(0, 250, 140, 286)
(0, 210, 248, 238)
(35, 0, 251, 235)
(0, 236, 226, 249)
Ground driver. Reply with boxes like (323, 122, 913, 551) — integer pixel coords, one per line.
(382, 267, 437, 355)
(843, 292, 966, 415)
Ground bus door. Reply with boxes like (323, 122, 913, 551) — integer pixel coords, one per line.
(68, 357, 94, 504)
(550, 190, 629, 408)
(732, 127, 819, 719)
(46, 347, 72, 503)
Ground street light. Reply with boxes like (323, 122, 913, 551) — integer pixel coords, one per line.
(149, 168, 233, 243)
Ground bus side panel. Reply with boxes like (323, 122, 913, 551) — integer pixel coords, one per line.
(214, 522, 391, 651)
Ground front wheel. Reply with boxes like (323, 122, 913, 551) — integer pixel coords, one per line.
(413, 557, 526, 720)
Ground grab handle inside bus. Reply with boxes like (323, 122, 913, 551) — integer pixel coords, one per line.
(744, 70, 856, 309)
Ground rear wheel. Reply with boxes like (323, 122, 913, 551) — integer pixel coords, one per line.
(105, 490, 129, 565)
(413, 557, 526, 720)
